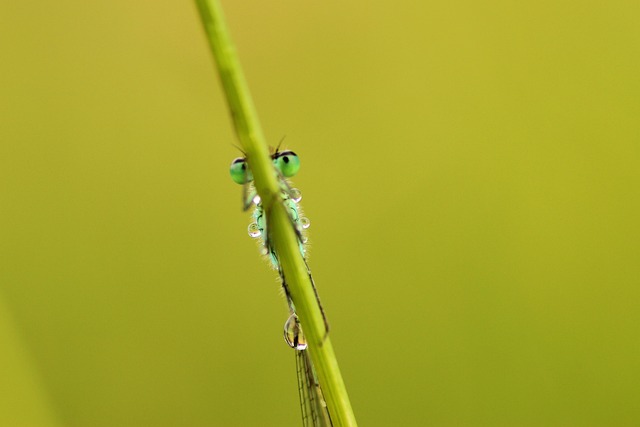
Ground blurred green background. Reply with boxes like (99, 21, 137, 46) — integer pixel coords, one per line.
(1, 1, 639, 426)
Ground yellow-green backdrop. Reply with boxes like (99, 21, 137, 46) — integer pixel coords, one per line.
(1, 1, 638, 426)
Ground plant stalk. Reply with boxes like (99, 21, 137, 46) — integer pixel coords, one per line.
(193, 1, 357, 425)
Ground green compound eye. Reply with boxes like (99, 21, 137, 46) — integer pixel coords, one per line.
(273, 150, 300, 178)
(229, 157, 253, 184)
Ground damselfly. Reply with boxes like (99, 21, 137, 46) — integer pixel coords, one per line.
(229, 148, 332, 426)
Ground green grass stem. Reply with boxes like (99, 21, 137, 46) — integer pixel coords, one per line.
(193, 1, 357, 425)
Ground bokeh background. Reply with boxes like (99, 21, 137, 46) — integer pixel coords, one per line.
(1, 1, 639, 426)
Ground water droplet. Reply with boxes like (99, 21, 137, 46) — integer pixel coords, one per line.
(290, 188, 302, 203)
(299, 217, 311, 229)
(248, 223, 261, 238)
(252, 195, 261, 205)
(284, 313, 307, 350)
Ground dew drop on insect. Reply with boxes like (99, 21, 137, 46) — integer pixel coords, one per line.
(284, 313, 307, 350)
(248, 222, 261, 238)
(290, 188, 302, 203)
(299, 217, 311, 230)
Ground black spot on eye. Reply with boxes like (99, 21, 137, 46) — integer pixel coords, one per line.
(283, 156, 289, 163)
(241, 163, 246, 170)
